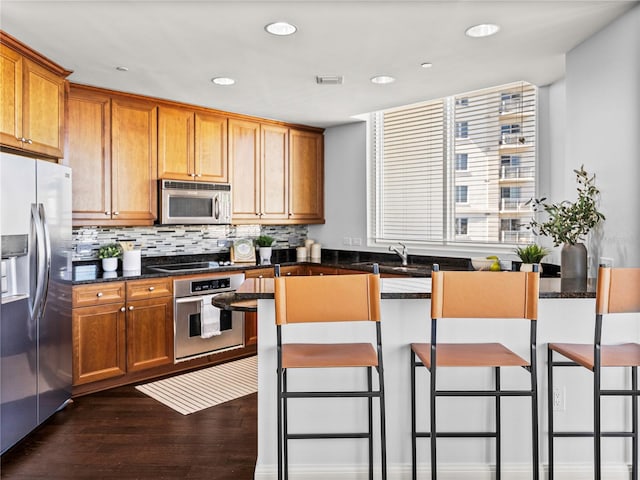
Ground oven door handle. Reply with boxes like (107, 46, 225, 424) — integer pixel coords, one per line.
(175, 297, 205, 306)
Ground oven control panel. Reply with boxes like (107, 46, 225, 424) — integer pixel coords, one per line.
(191, 277, 231, 293)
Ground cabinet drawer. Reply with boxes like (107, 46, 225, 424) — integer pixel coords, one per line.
(126, 278, 173, 300)
(73, 282, 126, 307)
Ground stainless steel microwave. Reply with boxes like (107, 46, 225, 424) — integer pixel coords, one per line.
(159, 180, 232, 225)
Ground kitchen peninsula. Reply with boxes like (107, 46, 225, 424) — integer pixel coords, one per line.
(230, 271, 637, 479)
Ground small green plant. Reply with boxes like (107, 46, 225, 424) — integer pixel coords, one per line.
(254, 235, 275, 248)
(514, 244, 550, 264)
(98, 243, 122, 259)
(526, 165, 605, 246)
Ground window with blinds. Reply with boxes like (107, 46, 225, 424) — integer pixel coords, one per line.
(369, 81, 536, 247)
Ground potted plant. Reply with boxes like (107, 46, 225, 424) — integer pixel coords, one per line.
(527, 165, 605, 280)
(514, 244, 550, 272)
(98, 243, 122, 272)
(254, 235, 275, 265)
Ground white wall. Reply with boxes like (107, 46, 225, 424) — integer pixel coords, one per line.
(312, 4, 640, 269)
(564, 3, 640, 268)
(308, 122, 369, 251)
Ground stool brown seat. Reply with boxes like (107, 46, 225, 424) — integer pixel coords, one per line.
(548, 266, 640, 479)
(411, 264, 540, 479)
(274, 265, 386, 480)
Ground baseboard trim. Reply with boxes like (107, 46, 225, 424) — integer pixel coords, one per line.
(254, 462, 631, 480)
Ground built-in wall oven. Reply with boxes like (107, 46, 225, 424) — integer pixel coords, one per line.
(173, 273, 245, 363)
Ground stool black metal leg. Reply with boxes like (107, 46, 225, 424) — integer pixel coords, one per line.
(430, 369, 437, 479)
(277, 365, 283, 480)
(495, 366, 501, 480)
(378, 366, 388, 480)
(530, 342, 539, 479)
(633, 366, 638, 480)
(594, 360, 601, 480)
(411, 350, 417, 480)
(547, 348, 554, 480)
(368, 366, 373, 480)
(283, 369, 289, 480)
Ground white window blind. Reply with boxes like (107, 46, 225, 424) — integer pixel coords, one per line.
(372, 100, 445, 243)
(370, 81, 536, 248)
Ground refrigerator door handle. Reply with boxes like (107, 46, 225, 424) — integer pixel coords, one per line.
(37, 203, 52, 319)
(29, 204, 47, 324)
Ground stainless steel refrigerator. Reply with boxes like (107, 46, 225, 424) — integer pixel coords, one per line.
(1, 152, 72, 454)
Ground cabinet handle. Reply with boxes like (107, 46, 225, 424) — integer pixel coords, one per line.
(286, 272, 292, 276)
(128, 306, 134, 311)
(120, 307, 126, 312)
(196, 173, 202, 177)
(26, 139, 33, 144)
(258, 275, 264, 279)
(113, 211, 120, 216)
(18, 137, 26, 142)
(190, 173, 196, 177)
(96, 292, 103, 297)
(105, 211, 111, 215)
(148, 286, 155, 291)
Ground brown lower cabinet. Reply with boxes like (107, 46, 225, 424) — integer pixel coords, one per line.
(72, 278, 173, 386)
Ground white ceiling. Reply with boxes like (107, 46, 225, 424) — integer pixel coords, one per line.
(1, 1, 637, 128)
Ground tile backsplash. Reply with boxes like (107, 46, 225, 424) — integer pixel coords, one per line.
(73, 224, 308, 260)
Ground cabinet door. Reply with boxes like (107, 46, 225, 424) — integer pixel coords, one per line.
(0, 44, 22, 150)
(72, 303, 126, 385)
(111, 97, 158, 224)
(261, 124, 289, 221)
(289, 129, 324, 223)
(22, 59, 66, 158)
(306, 266, 337, 276)
(157, 105, 194, 180)
(64, 87, 112, 224)
(244, 311, 258, 346)
(195, 112, 227, 182)
(126, 296, 173, 372)
(229, 118, 261, 222)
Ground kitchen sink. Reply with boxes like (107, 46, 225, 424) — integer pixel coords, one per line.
(350, 261, 424, 272)
(391, 266, 421, 272)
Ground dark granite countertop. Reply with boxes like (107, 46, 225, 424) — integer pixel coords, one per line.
(72, 249, 584, 301)
(72, 248, 561, 284)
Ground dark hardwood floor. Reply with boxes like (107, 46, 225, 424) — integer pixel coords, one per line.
(1, 386, 257, 479)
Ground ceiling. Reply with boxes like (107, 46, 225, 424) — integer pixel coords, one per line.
(1, 1, 637, 128)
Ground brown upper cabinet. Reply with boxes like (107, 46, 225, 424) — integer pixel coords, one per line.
(64, 85, 158, 226)
(289, 128, 324, 223)
(229, 119, 324, 224)
(157, 105, 228, 183)
(0, 31, 71, 158)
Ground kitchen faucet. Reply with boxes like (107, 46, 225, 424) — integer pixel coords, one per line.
(389, 243, 408, 266)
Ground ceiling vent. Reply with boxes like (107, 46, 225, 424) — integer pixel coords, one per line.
(316, 75, 343, 85)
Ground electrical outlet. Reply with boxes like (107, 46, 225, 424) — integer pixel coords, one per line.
(343, 237, 352, 246)
(599, 257, 614, 267)
(352, 237, 362, 246)
(552, 386, 565, 411)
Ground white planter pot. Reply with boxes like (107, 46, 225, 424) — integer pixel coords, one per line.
(519, 262, 543, 273)
(259, 246, 272, 265)
(102, 257, 118, 272)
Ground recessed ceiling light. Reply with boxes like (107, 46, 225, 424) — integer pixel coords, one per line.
(115, 66, 129, 72)
(370, 75, 395, 85)
(211, 77, 235, 86)
(465, 23, 500, 38)
(265, 21, 297, 36)
(420, 62, 433, 69)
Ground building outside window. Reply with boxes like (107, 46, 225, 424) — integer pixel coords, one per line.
(455, 185, 468, 203)
(455, 153, 468, 171)
(455, 121, 469, 139)
(368, 81, 536, 249)
(455, 217, 468, 235)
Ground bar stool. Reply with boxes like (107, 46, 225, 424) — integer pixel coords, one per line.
(548, 266, 640, 479)
(274, 265, 386, 480)
(411, 264, 540, 479)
